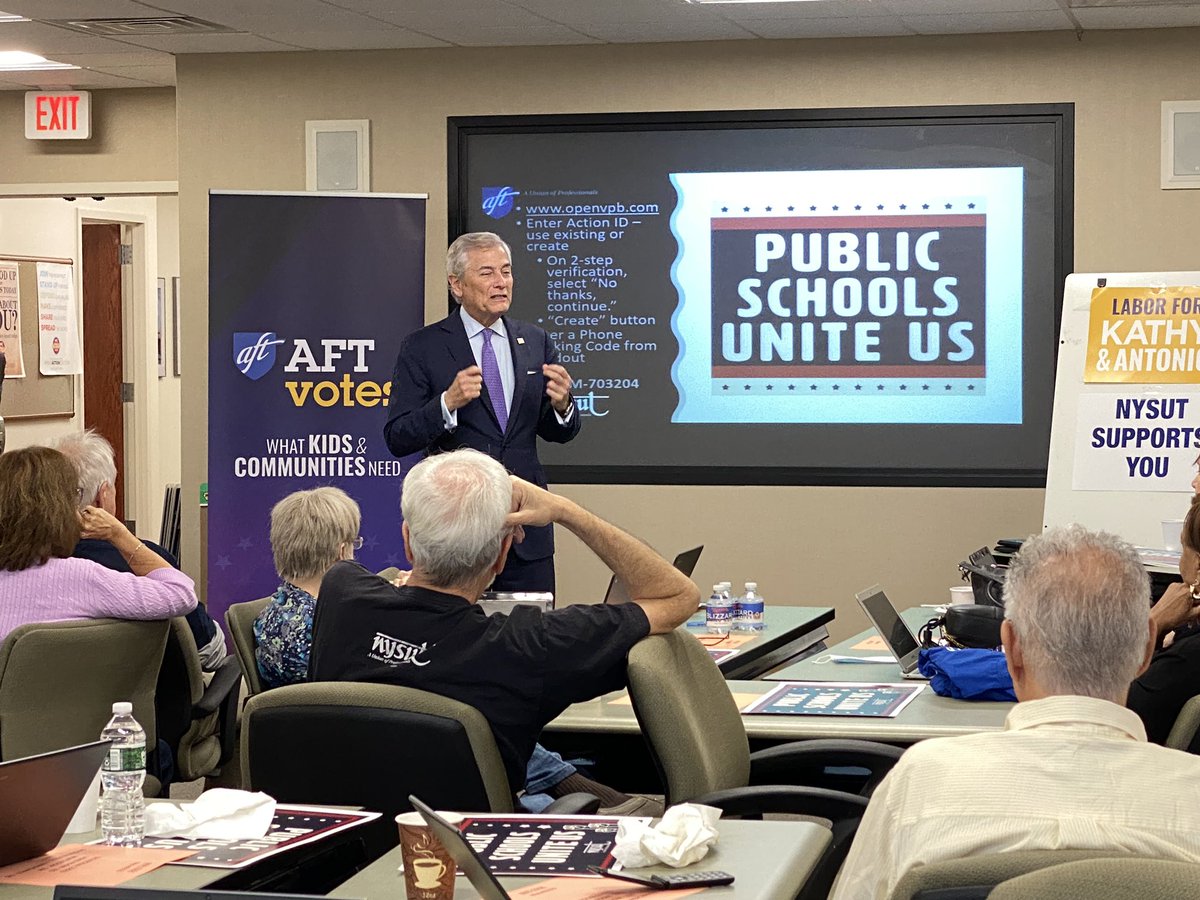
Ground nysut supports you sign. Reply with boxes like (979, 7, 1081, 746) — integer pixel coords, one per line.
(1076, 286, 1200, 492)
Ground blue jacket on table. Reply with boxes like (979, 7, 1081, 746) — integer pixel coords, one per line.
(383, 310, 580, 562)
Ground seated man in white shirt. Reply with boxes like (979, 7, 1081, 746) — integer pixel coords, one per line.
(833, 525, 1200, 900)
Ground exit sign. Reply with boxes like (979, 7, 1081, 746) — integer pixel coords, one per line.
(24, 91, 91, 140)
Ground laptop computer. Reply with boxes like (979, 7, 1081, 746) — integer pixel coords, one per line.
(0, 740, 111, 866)
(855, 585, 929, 681)
(603, 546, 703, 605)
(409, 795, 510, 900)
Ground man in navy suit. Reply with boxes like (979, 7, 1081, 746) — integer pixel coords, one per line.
(384, 232, 579, 594)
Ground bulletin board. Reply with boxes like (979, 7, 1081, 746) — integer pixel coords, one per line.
(1043, 271, 1200, 548)
(0, 256, 76, 419)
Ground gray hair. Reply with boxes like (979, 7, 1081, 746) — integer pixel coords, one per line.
(1003, 525, 1150, 701)
(446, 232, 511, 280)
(55, 429, 117, 509)
(270, 487, 361, 584)
(401, 449, 512, 588)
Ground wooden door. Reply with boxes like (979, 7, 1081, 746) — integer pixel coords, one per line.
(81, 224, 125, 522)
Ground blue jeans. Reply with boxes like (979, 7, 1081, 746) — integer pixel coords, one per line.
(519, 742, 576, 812)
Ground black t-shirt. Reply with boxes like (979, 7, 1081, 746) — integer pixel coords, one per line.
(309, 560, 651, 788)
(1128, 631, 1200, 747)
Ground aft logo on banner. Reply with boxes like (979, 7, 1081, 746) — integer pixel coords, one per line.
(234, 331, 284, 380)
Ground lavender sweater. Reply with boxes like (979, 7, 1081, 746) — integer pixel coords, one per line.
(0, 556, 197, 644)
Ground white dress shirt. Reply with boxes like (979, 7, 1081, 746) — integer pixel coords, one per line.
(832, 695, 1200, 900)
(441, 306, 572, 430)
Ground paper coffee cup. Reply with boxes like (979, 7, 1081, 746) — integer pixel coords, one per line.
(1163, 520, 1186, 552)
(948, 585, 974, 605)
(65, 769, 102, 835)
(396, 811, 462, 900)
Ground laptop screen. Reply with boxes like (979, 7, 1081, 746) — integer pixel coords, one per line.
(857, 586, 921, 667)
(409, 796, 509, 900)
(603, 546, 703, 605)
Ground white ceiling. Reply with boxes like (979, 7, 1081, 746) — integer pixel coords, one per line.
(1, 0, 1200, 91)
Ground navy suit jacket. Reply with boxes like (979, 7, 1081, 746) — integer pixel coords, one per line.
(384, 310, 580, 561)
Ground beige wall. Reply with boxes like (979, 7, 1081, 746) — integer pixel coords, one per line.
(0, 88, 176, 186)
(162, 27, 1194, 637)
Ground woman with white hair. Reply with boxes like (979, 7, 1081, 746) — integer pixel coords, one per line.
(254, 486, 362, 689)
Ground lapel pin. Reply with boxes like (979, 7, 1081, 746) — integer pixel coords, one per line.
(516, 337, 525, 345)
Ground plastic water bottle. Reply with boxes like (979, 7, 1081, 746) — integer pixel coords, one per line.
(735, 581, 766, 632)
(100, 701, 146, 846)
(706, 583, 734, 635)
(686, 588, 708, 629)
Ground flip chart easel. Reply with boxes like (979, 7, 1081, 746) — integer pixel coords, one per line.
(1043, 271, 1200, 548)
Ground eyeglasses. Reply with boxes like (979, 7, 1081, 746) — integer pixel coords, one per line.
(349, 536, 364, 551)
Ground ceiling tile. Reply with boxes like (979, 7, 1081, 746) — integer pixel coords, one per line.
(431, 23, 602, 45)
(740, 14, 914, 37)
(901, 10, 1075, 33)
(1072, 6, 1200, 27)
(0, 66, 157, 87)
(716, 0, 903, 21)
(105, 31, 302, 51)
(334, 2, 555, 29)
(87, 62, 174, 83)
(257, 29, 450, 49)
(506, 0, 703, 25)
(881, 0, 1062, 13)
(0, 0, 166, 17)
(49, 49, 172, 65)
(148, 0, 387, 31)
(570, 19, 758, 41)
(0, 19, 144, 53)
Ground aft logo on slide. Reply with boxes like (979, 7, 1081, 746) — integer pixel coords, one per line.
(234, 331, 284, 380)
(482, 186, 520, 219)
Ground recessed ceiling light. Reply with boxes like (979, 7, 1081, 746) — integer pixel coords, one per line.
(0, 51, 78, 71)
(0, 10, 28, 22)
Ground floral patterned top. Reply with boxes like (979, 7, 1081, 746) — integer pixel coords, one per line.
(254, 581, 317, 690)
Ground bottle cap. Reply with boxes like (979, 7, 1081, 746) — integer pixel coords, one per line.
(112, 701, 132, 715)
(746, 582, 757, 590)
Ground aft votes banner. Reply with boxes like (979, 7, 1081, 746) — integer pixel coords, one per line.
(208, 191, 426, 621)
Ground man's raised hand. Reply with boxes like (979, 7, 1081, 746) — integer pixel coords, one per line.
(444, 365, 483, 412)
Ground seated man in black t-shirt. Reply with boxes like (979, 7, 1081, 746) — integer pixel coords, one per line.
(310, 448, 700, 796)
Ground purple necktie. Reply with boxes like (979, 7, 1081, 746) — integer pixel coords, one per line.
(480, 327, 508, 432)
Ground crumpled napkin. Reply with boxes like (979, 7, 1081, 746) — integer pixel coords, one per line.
(611, 803, 721, 868)
(144, 788, 276, 839)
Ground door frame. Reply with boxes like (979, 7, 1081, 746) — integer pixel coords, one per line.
(77, 210, 157, 533)
(0, 181, 176, 537)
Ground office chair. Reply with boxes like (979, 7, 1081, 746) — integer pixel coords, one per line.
(241, 681, 598, 818)
(988, 856, 1200, 900)
(1166, 694, 1200, 753)
(626, 629, 903, 900)
(224, 597, 272, 697)
(0, 617, 169, 794)
(155, 616, 242, 785)
(887, 850, 1140, 900)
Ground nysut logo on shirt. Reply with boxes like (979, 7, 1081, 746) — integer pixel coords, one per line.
(369, 632, 431, 667)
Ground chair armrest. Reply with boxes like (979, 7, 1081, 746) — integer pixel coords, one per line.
(691, 784, 868, 821)
(544, 793, 601, 815)
(749, 739, 904, 795)
(1166, 695, 1200, 751)
(193, 656, 243, 718)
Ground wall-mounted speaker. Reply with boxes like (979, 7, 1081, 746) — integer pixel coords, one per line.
(1162, 102, 1200, 190)
(306, 120, 370, 192)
